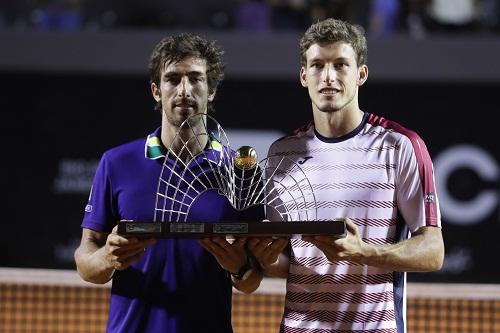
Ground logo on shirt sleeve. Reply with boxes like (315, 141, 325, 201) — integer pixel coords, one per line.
(425, 192, 435, 203)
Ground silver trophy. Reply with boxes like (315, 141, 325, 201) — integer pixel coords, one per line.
(119, 114, 345, 237)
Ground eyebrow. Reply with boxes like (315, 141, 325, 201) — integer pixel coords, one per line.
(310, 56, 351, 63)
(334, 57, 351, 62)
(164, 70, 204, 77)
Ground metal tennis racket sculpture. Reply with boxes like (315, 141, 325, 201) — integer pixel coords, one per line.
(118, 114, 345, 238)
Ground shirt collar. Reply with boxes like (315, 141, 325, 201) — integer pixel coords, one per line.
(144, 127, 224, 160)
(145, 127, 166, 160)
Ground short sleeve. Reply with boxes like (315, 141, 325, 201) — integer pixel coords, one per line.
(396, 135, 441, 232)
(81, 153, 118, 232)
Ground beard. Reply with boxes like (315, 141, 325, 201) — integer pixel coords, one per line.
(316, 91, 356, 113)
(164, 104, 199, 127)
(317, 104, 341, 113)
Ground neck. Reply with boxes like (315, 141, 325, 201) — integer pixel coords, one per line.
(313, 107, 364, 138)
(160, 118, 208, 162)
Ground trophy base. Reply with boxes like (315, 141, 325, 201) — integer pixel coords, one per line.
(117, 219, 346, 238)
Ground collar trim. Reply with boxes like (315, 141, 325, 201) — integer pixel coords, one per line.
(144, 127, 223, 160)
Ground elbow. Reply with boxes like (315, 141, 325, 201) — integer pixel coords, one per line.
(424, 241, 445, 272)
(418, 227, 445, 272)
(431, 232, 445, 271)
(427, 253, 444, 272)
(431, 246, 445, 271)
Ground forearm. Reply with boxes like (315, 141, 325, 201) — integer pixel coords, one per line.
(232, 267, 263, 294)
(74, 240, 114, 284)
(360, 227, 444, 272)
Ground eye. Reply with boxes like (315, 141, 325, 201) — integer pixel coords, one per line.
(165, 76, 180, 85)
(334, 63, 347, 70)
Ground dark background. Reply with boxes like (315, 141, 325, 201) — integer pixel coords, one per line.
(1, 0, 499, 283)
(1, 68, 498, 283)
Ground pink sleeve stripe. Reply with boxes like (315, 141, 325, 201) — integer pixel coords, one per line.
(366, 114, 439, 226)
(272, 121, 314, 144)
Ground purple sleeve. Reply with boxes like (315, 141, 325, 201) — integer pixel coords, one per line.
(81, 153, 117, 232)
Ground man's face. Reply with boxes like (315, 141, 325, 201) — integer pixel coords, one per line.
(151, 56, 215, 127)
(300, 41, 367, 114)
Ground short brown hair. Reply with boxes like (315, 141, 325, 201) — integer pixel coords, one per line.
(299, 18, 367, 67)
(148, 33, 225, 111)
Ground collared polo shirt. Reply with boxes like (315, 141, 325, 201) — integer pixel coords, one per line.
(81, 127, 244, 333)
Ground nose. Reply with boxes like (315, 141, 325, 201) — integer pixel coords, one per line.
(322, 64, 335, 84)
(177, 76, 192, 97)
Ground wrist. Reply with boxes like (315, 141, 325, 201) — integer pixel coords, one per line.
(230, 257, 252, 280)
(357, 243, 376, 265)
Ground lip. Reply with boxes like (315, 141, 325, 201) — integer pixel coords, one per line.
(318, 88, 340, 96)
(173, 100, 196, 109)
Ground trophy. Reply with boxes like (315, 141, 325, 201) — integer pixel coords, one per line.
(118, 114, 345, 238)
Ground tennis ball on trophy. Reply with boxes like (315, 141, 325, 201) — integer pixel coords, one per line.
(235, 146, 257, 170)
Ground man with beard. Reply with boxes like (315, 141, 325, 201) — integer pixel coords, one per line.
(74, 33, 262, 333)
(249, 18, 444, 333)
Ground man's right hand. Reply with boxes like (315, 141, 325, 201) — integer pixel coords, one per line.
(75, 226, 157, 284)
(248, 237, 289, 278)
(104, 225, 156, 271)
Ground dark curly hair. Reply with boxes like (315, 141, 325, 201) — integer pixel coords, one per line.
(299, 18, 367, 67)
(148, 33, 225, 112)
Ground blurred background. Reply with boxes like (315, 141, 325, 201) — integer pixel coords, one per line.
(1, 0, 499, 287)
(1, 0, 499, 284)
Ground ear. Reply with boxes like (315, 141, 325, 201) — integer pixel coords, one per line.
(357, 64, 369, 86)
(299, 67, 308, 88)
(208, 89, 216, 102)
(151, 82, 161, 102)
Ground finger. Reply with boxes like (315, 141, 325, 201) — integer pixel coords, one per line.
(274, 240, 289, 255)
(233, 237, 247, 247)
(303, 236, 330, 247)
(257, 239, 288, 265)
(198, 238, 215, 250)
(311, 235, 337, 243)
(301, 236, 330, 251)
(113, 245, 145, 263)
(247, 240, 268, 257)
(247, 237, 271, 251)
(344, 218, 358, 235)
(112, 242, 147, 256)
(198, 238, 225, 256)
(108, 234, 139, 246)
(260, 238, 288, 255)
(109, 225, 139, 243)
(211, 237, 231, 251)
(115, 251, 145, 270)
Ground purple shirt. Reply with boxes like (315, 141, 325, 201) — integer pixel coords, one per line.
(82, 127, 250, 333)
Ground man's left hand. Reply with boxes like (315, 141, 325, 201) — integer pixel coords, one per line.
(198, 237, 248, 274)
(302, 218, 366, 264)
